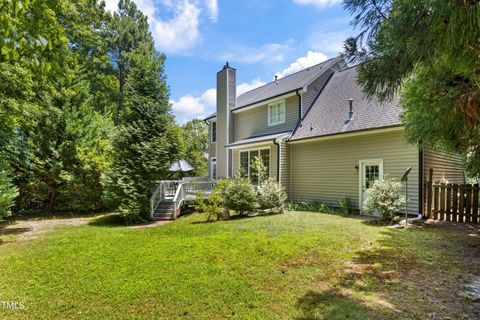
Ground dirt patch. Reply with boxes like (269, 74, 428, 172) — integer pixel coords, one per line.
(0, 214, 173, 243)
(424, 219, 480, 237)
(0, 215, 105, 242)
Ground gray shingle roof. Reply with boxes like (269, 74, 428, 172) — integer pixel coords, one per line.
(234, 56, 341, 109)
(226, 131, 290, 148)
(289, 66, 402, 141)
(203, 56, 342, 121)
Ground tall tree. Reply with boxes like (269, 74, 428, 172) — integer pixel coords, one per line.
(107, 0, 183, 223)
(181, 119, 208, 178)
(343, 0, 480, 174)
(108, 0, 154, 122)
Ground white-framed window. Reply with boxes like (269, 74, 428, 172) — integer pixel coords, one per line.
(268, 100, 286, 126)
(211, 158, 217, 180)
(239, 148, 270, 185)
(211, 121, 217, 143)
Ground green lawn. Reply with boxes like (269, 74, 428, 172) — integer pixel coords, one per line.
(0, 212, 478, 319)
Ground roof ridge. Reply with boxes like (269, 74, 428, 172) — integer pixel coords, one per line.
(336, 63, 359, 73)
(236, 56, 341, 99)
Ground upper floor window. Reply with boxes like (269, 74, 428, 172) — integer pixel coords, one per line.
(268, 100, 286, 126)
(211, 121, 216, 143)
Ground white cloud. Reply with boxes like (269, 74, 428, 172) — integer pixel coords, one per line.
(103, 0, 218, 54)
(151, 2, 200, 53)
(205, 0, 218, 21)
(222, 42, 293, 65)
(293, 0, 342, 9)
(307, 30, 349, 55)
(172, 88, 216, 117)
(237, 79, 266, 96)
(171, 79, 265, 122)
(275, 51, 328, 78)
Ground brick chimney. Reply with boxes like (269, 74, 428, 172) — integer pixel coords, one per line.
(216, 62, 236, 178)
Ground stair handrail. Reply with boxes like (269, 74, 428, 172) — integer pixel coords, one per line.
(150, 183, 164, 217)
(172, 182, 186, 220)
(150, 180, 180, 217)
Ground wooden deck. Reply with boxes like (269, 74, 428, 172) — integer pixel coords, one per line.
(150, 179, 216, 220)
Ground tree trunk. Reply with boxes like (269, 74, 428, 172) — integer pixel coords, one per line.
(49, 185, 57, 211)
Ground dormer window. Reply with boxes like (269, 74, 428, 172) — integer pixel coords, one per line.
(211, 121, 217, 143)
(268, 100, 285, 126)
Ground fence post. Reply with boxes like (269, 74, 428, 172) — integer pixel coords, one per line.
(466, 185, 472, 223)
(452, 184, 458, 222)
(473, 184, 479, 224)
(427, 168, 433, 219)
(459, 184, 465, 222)
(440, 183, 446, 221)
(446, 184, 452, 222)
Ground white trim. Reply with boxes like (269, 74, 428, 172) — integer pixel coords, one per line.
(268, 99, 286, 126)
(227, 140, 275, 150)
(358, 159, 384, 214)
(289, 126, 404, 144)
(232, 91, 302, 114)
(237, 147, 271, 180)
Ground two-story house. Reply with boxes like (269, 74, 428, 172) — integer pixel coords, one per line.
(205, 57, 465, 215)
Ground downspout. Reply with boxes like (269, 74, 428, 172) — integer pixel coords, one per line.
(274, 137, 281, 182)
(418, 143, 424, 216)
(296, 90, 302, 119)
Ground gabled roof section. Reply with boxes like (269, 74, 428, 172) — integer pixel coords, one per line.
(204, 112, 216, 121)
(289, 66, 402, 141)
(203, 56, 343, 121)
(235, 56, 342, 110)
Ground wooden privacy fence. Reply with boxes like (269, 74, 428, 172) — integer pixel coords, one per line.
(425, 169, 479, 223)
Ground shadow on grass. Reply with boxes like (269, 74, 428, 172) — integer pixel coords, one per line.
(190, 211, 285, 224)
(295, 224, 480, 320)
(295, 289, 380, 320)
(88, 214, 127, 227)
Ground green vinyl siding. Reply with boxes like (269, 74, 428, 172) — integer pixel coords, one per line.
(423, 145, 465, 184)
(289, 129, 420, 214)
(234, 95, 299, 141)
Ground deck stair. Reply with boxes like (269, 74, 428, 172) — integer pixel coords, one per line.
(150, 179, 216, 220)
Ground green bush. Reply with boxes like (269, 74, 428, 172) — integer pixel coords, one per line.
(194, 191, 224, 222)
(223, 175, 258, 215)
(0, 160, 18, 219)
(362, 176, 405, 221)
(257, 178, 287, 211)
(288, 201, 335, 214)
(338, 197, 354, 215)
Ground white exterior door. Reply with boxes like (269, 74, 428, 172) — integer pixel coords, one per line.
(359, 159, 383, 214)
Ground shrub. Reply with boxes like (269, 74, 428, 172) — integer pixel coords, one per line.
(0, 160, 18, 219)
(223, 175, 258, 215)
(338, 197, 354, 215)
(257, 178, 287, 211)
(288, 201, 335, 214)
(195, 191, 224, 222)
(362, 176, 406, 221)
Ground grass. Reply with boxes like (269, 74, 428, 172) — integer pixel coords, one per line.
(0, 211, 478, 319)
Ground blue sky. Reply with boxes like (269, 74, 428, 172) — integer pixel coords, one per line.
(104, 0, 355, 123)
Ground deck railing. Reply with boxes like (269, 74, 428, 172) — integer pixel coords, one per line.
(150, 179, 216, 219)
